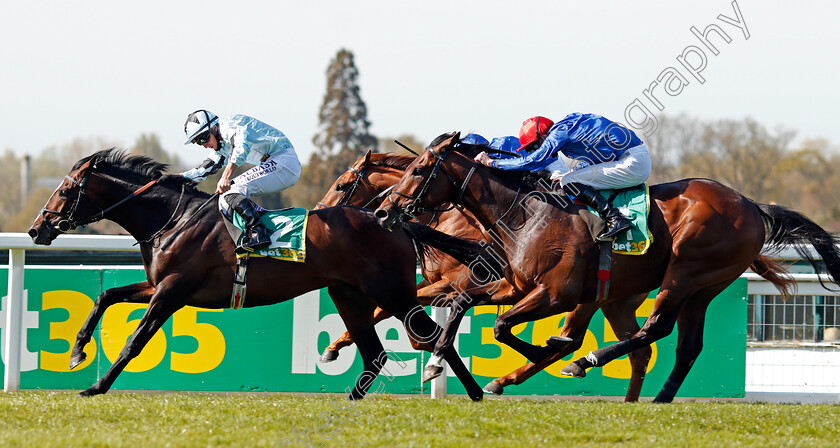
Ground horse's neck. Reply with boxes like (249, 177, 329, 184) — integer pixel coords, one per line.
(463, 174, 525, 229)
(463, 173, 566, 246)
(369, 167, 404, 189)
(106, 185, 198, 242)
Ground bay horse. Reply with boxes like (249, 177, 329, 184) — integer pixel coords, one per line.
(374, 132, 840, 402)
(27, 148, 490, 400)
(316, 150, 651, 400)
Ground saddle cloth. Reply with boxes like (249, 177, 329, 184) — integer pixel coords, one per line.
(228, 207, 309, 262)
(578, 184, 652, 256)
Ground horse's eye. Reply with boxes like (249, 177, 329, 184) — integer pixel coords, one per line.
(59, 189, 68, 199)
(336, 183, 346, 191)
(413, 167, 423, 176)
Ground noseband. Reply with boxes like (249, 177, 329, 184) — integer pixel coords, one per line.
(40, 169, 158, 234)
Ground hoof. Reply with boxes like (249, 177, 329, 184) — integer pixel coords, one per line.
(560, 362, 587, 378)
(78, 387, 101, 397)
(422, 364, 443, 383)
(319, 349, 339, 363)
(546, 336, 574, 351)
(69, 351, 87, 370)
(468, 390, 484, 402)
(482, 381, 504, 395)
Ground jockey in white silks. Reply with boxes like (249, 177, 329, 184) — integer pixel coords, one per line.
(181, 110, 302, 250)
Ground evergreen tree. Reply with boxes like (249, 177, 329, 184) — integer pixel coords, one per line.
(287, 49, 377, 208)
(312, 49, 377, 157)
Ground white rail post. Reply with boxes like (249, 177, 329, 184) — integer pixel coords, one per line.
(3, 249, 24, 392)
(430, 306, 447, 398)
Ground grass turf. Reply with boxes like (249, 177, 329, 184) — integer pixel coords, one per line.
(1, 391, 839, 447)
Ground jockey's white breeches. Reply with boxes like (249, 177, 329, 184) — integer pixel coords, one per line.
(219, 152, 301, 213)
(548, 144, 652, 190)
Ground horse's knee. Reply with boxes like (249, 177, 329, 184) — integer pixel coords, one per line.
(493, 319, 512, 340)
(640, 319, 677, 342)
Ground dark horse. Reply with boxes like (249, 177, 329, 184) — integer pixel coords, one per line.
(374, 132, 840, 402)
(28, 148, 489, 400)
(317, 150, 651, 400)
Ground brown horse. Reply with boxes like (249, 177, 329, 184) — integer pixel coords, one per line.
(317, 150, 651, 400)
(27, 148, 489, 400)
(374, 132, 840, 402)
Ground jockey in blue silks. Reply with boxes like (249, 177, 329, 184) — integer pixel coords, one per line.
(474, 113, 652, 241)
(181, 110, 302, 250)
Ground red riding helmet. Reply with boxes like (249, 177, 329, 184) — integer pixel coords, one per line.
(517, 116, 554, 151)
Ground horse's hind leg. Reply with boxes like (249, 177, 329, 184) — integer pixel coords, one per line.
(328, 285, 386, 400)
(561, 284, 688, 380)
(652, 287, 719, 403)
(321, 307, 393, 363)
(484, 301, 601, 395)
(71, 281, 155, 370)
(600, 293, 650, 402)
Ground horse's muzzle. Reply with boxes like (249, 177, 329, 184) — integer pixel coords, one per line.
(374, 207, 404, 232)
(28, 222, 58, 246)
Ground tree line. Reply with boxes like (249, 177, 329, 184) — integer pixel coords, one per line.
(2, 49, 839, 234)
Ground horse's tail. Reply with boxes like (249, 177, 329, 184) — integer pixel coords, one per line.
(749, 254, 795, 300)
(402, 221, 504, 282)
(757, 202, 840, 293)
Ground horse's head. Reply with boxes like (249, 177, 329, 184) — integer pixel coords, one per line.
(28, 148, 168, 245)
(28, 155, 103, 245)
(375, 132, 480, 231)
(316, 149, 375, 209)
(316, 150, 416, 210)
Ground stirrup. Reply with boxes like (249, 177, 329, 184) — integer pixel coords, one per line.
(597, 217, 632, 241)
(239, 229, 271, 251)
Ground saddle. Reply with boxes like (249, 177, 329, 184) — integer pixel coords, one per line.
(222, 207, 309, 309)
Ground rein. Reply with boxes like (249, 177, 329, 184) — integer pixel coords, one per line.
(316, 165, 396, 210)
(134, 182, 187, 246)
(158, 192, 218, 251)
(387, 145, 480, 220)
(41, 170, 159, 232)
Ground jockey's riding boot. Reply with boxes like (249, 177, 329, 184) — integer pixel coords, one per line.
(563, 182, 632, 241)
(231, 196, 271, 251)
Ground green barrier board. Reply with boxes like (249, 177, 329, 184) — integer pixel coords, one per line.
(0, 267, 746, 397)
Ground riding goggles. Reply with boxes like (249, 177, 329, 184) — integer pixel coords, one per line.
(192, 130, 212, 145)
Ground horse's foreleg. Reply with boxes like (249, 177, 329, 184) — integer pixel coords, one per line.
(401, 304, 483, 401)
(493, 286, 568, 364)
(416, 278, 454, 307)
(80, 291, 181, 396)
(423, 281, 513, 382)
(422, 293, 472, 382)
(71, 281, 155, 370)
(321, 307, 394, 363)
(484, 302, 600, 395)
(328, 285, 382, 400)
(599, 293, 649, 402)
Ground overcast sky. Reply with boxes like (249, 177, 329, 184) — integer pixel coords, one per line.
(2, 1, 838, 167)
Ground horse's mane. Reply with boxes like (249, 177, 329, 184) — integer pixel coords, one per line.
(75, 148, 210, 197)
(368, 153, 416, 171)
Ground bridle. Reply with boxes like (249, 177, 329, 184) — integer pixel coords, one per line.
(316, 165, 396, 210)
(386, 143, 480, 220)
(40, 165, 170, 237)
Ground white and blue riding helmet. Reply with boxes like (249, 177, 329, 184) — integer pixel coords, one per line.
(184, 110, 219, 145)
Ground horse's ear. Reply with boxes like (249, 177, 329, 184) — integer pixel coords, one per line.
(363, 149, 372, 165)
(452, 132, 461, 144)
